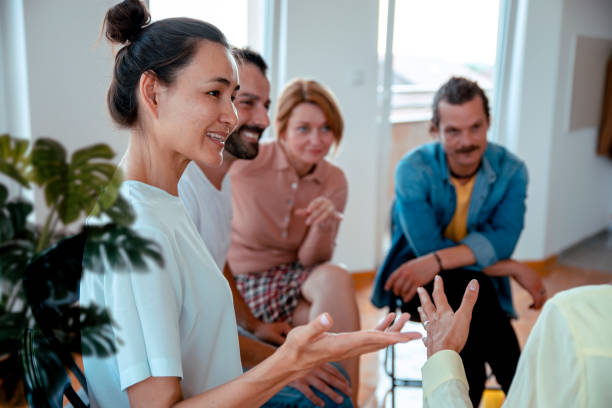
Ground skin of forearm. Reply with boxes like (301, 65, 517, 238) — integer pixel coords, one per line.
(239, 334, 276, 369)
(223, 263, 260, 332)
(173, 348, 305, 408)
(433, 247, 518, 278)
(482, 259, 520, 277)
(434, 245, 476, 271)
(298, 223, 337, 266)
(128, 348, 301, 408)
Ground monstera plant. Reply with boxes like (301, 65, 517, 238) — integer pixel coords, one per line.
(0, 133, 162, 406)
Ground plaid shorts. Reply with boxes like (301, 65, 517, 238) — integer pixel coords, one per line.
(235, 261, 313, 324)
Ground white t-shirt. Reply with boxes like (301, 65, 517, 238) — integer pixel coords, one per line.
(80, 181, 242, 408)
(178, 161, 233, 270)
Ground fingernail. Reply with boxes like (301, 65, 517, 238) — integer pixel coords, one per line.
(417, 307, 423, 314)
(434, 275, 440, 282)
(320, 313, 331, 327)
(417, 287, 424, 295)
(469, 280, 477, 291)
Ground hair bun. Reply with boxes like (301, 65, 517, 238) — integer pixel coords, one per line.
(105, 0, 151, 44)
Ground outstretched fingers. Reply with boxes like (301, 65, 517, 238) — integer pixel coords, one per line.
(417, 286, 436, 318)
(374, 312, 397, 331)
(431, 275, 452, 312)
(387, 312, 411, 333)
(456, 279, 479, 320)
(296, 313, 334, 344)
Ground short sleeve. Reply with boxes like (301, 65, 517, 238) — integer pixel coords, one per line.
(104, 228, 184, 390)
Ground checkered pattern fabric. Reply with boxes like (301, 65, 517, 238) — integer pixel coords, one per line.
(235, 262, 313, 324)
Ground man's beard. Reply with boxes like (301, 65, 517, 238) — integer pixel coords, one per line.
(224, 125, 264, 160)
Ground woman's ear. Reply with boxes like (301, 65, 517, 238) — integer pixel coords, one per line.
(139, 71, 161, 119)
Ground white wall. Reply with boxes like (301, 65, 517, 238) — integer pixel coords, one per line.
(6, 0, 610, 266)
(504, 0, 612, 259)
(545, 0, 612, 254)
(17, 0, 129, 221)
(277, 0, 381, 270)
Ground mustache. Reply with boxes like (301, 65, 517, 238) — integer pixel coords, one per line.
(455, 145, 480, 154)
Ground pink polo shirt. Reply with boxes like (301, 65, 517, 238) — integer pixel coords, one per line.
(228, 141, 348, 275)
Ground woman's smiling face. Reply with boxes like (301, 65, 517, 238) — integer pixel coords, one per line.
(281, 102, 335, 173)
(153, 40, 239, 168)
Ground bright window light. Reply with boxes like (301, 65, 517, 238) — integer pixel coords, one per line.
(149, 0, 249, 48)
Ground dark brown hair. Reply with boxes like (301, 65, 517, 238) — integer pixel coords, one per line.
(105, 0, 229, 127)
(231, 46, 268, 76)
(431, 76, 490, 131)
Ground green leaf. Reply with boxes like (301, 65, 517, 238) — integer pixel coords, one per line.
(31, 138, 67, 187)
(54, 304, 117, 357)
(83, 224, 164, 274)
(31, 138, 120, 227)
(0, 240, 35, 283)
(0, 184, 7, 205)
(103, 193, 135, 226)
(71, 144, 114, 168)
(0, 134, 31, 188)
(0, 311, 28, 352)
(6, 200, 34, 239)
(23, 233, 86, 321)
(20, 329, 69, 407)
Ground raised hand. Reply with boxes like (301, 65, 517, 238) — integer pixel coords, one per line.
(294, 196, 342, 228)
(416, 275, 479, 358)
(281, 312, 420, 373)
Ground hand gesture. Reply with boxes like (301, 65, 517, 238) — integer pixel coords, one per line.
(416, 275, 479, 358)
(254, 321, 292, 345)
(288, 363, 351, 407)
(510, 262, 547, 309)
(281, 312, 421, 373)
(294, 197, 342, 229)
(384, 254, 439, 302)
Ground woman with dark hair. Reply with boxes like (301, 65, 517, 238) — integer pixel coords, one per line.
(228, 79, 361, 403)
(79, 1, 418, 407)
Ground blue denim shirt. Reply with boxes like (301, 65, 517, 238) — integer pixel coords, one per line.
(372, 141, 528, 318)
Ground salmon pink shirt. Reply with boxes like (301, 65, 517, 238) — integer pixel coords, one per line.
(228, 141, 348, 275)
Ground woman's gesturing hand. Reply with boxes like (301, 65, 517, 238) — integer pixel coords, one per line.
(295, 196, 342, 228)
(281, 312, 421, 373)
(416, 275, 479, 358)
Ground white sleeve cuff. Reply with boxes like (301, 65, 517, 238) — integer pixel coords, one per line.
(422, 350, 469, 398)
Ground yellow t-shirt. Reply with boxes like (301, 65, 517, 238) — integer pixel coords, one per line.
(444, 176, 476, 242)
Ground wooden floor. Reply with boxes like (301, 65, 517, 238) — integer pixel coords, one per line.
(355, 261, 612, 407)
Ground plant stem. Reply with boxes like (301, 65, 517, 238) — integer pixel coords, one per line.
(36, 206, 57, 253)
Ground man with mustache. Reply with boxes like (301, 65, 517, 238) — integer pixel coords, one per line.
(372, 76, 545, 406)
(179, 47, 352, 408)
